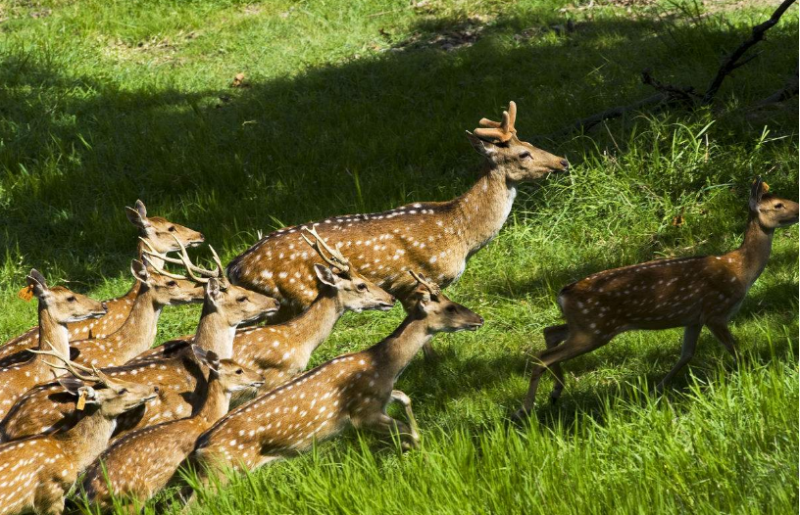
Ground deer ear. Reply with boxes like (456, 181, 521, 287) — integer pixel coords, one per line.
(130, 259, 151, 285)
(26, 269, 49, 298)
(749, 177, 767, 212)
(191, 345, 220, 371)
(466, 131, 498, 158)
(126, 203, 151, 230)
(58, 377, 86, 395)
(313, 264, 338, 288)
(205, 278, 222, 304)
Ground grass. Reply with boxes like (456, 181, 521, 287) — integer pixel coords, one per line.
(0, 0, 797, 513)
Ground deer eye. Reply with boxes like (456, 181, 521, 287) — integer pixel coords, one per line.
(118, 388, 128, 395)
(67, 296, 76, 303)
(519, 151, 531, 159)
(357, 283, 368, 292)
(235, 369, 244, 375)
(774, 202, 784, 209)
(237, 296, 248, 303)
(446, 305, 457, 313)
(166, 281, 177, 287)
(167, 226, 176, 232)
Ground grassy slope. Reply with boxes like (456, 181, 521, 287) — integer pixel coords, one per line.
(0, 0, 797, 513)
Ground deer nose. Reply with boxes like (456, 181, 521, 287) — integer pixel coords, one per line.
(101, 302, 109, 311)
(559, 159, 570, 170)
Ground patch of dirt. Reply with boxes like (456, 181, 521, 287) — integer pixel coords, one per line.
(102, 31, 198, 65)
(388, 15, 495, 52)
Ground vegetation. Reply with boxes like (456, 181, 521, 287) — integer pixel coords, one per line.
(1, 0, 797, 513)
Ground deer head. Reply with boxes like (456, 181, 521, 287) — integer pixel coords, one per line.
(749, 177, 799, 230)
(130, 257, 205, 306)
(408, 271, 484, 333)
(466, 101, 569, 183)
(26, 269, 106, 324)
(191, 346, 265, 393)
(126, 199, 205, 254)
(302, 227, 396, 313)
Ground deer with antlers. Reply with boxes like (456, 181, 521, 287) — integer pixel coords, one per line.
(515, 178, 799, 418)
(227, 101, 567, 358)
(65, 258, 205, 369)
(0, 352, 157, 515)
(80, 346, 264, 511)
(0, 200, 204, 366)
(187, 272, 483, 488)
(133, 228, 396, 400)
(0, 270, 106, 420)
(1, 247, 279, 442)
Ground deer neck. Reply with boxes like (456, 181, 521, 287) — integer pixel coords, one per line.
(196, 375, 229, 426)
(452, 169, 516, 256)
(193, 308, 237, 360)
(136, 240, 165, 270)
(368, 316, 432, 380)
(106, 284, 163, 360)
(53, 408, 116, 473)
(735, 216, 775, 287)
(35, 308, 71, 377)
(291, 288, 344, 364)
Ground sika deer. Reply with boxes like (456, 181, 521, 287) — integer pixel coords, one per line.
(134, 228, 396, 398)
(1, 253, 279, 442)
(0, 200, 204, 365)
(227, 101, 567, 358)
(0, 270, 105, 420)
(80, 347, 264, 512)
(0, 354, 157, 515)
(69, 258, 204, 368)
(516, 178, 799, 417)
(189, 272, 483, 485)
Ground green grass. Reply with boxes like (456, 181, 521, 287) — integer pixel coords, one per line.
(1, 0, 797, 513)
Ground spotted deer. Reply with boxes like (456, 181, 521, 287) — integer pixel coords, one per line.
(0, 200, 204, 366)
(516, 178, 799, 418)
(68, 258, 204, 369)
(134, 228, 396, 400)
(0, 252, 279, 442)
(80, 346, 264, 511)
(0, 352, 157, 515)
(0, 270, 106, 420)
(227, 101, 567, 358)
(188, 272, 483, 487)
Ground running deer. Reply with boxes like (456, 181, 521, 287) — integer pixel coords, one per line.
(134, 228, 396, 399)
(188, 272, 483, 485)
(0, 351, 157, 515)
(0, 270, 106, 420)
(0, 252, 279, 442)
(227, 101, 567, 358)
(68, 258, 204, 369)
(516, 178, 799, 418)
(0, 200, 204, 366)
(80, 347, 264, 511)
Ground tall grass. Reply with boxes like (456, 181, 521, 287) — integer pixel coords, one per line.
(0, 0, 797, 513)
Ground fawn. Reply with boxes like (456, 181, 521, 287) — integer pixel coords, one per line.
(227, 101, 567, 358)
(80, 346, 263, 512)
(188, 272, 483, 485)
(516, 178, 799, 417)
(0, 200, 204, 366)
(0, 352, 157, 515)
(0, 255, 279, 442)
(0, 270, 106, 420)
(135, 228, 396, 399)
(68, 258, 204, 369)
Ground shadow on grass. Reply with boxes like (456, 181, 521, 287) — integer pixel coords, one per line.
(1, 11, 798, 288)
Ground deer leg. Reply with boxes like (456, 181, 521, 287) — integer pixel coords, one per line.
(515, 330, 600, 419)
(361, 411, 419, 450)
(390, 389, 420, 443)
(656, 324, 703, 392)
(543, 324, 569, 403)
(706, 321, 739, 362)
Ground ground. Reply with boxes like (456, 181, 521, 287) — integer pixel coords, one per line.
(0, 0, 797, 513)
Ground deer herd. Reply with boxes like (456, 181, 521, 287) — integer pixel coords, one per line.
(0, 102, 797, 515)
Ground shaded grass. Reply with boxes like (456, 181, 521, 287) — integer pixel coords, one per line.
(0, 0, 797, 513)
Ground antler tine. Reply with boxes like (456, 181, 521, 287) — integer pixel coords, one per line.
(478, 117, 502, 128)
(301, 227, 350, 272)
(29, 342, 102, 382)
(505, 101, 517, 133)
(139, 237, 187, 267)
(146, 259, 191, 281)
(207, 245, 224, 278)
(473, 127, 512, 143)
(474, 102, 517, 143)
(409, 270, 440, 295)
(172, 236, 218, 279)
